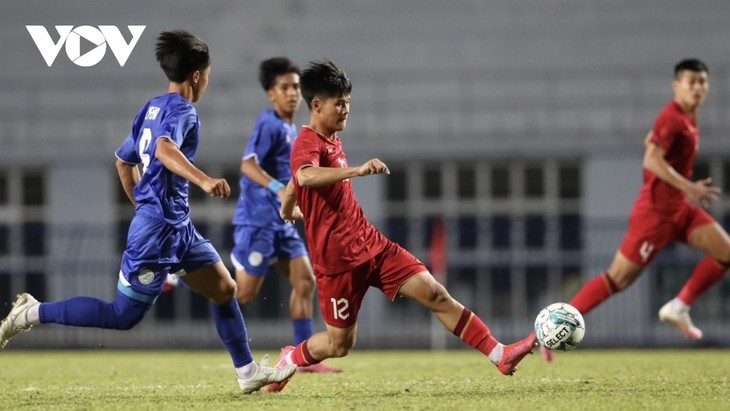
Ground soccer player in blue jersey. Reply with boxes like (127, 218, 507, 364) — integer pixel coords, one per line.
(0, 30, 296, 394)
(231, 57, 340, 373)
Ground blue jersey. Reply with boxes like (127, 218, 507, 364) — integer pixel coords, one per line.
(115, 93, 200, 225)
(232, 108, 297, 228)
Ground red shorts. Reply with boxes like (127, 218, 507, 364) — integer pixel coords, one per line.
(315, 240, 426, 328)
(619, 200, 715, 265)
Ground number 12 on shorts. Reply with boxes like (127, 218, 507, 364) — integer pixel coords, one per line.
(330, 298, 350, 320)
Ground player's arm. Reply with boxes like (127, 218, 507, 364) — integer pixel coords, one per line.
(295, 158, 390, 188)
(643, 131, 720, 205)
(116, 159, 140, 206)
(241, 157, 286, 201)
(279, 180, 303, 222)
(155, 138, 231, 199)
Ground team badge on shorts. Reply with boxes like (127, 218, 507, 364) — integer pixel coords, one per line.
(138, 269, 155, 285)
(248, 251, 263, 267)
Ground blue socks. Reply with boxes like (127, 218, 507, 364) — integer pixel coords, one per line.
(39, 292, 149, 330)
(38, 288, 254, 369)
(213, 298, 253, 367)
(293, 318, 314, 345)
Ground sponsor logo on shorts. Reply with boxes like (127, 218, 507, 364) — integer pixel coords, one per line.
(138, 269, 155, 285)
(640, 241, 655, 263)
(248, 251, 264, 267)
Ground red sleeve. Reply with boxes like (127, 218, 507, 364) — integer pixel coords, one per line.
(650, 114, 680, 152)
(291, 133, 322, 172)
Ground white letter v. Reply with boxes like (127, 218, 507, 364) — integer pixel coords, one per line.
(100, 25, 146, 67)
(26, 25, 73, 67)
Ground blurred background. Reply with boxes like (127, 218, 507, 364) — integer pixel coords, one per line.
(1, 0, 729, 349)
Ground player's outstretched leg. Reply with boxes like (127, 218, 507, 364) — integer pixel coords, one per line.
(238, 353, 298, 394)
(263, 346, 297, 393)
(497, 332, 539, 376)
(658, 299, 703, 340)
(0, 293, 39, 349)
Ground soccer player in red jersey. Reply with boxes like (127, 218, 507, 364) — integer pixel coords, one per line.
(263, 60, 537, 393)
(540, 59, 727, 361)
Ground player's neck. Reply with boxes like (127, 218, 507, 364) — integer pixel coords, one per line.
(674, 98, 699, 119)
(168, 82, 194, 103)
(273, 106, 295, 124)
(306, 121, 336, 140)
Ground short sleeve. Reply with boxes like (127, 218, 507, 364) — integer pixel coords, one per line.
(291, 133, 321, 172)
(160, 106, 197, 147)
(244, 121, 277, 162)
(115, 132, 140, 164)
(650, 115, 679, 152)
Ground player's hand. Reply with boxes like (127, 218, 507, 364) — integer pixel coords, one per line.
(280, 204, 303, 223)
(202, 177, 231, 199)
(686, 177, 721, 208)
(357, 158, 390, 176)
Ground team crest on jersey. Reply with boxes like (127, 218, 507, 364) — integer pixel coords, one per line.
(138, 269, 155, 285)
(248, 251, 264, 267)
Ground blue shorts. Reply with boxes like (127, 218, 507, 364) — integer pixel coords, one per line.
(119, 213, 220, 303)
(230, 224, 308, 276)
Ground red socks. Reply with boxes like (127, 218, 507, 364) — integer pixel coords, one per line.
(566, 257, 727, 315)
(678, 257, 728, 305)
(569, 273, 618, 314)
(452, 308, 499, 356)
(291, 340, 320, 366)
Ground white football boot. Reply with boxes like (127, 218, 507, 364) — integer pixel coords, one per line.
(238, 354, 298, 394)
(0, 293, 40, 349)
(658, 299, 703, 340)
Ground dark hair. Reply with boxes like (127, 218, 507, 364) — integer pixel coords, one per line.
(155, 30, 210, 83)
(259, 57, 300, 91)
(674, 58, 708, 78)
(300, 60, 352, 109)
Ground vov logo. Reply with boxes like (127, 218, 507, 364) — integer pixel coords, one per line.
(26, 25, 146, 67)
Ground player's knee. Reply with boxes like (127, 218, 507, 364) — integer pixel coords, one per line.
(210, 278, 237, 305)
(113, 298, 148, 330)
(115, 313, 144, 330)
(236, 287, 257, 305)
(291, 275, 315, 298)
(221, 282, 238, 304)
(424, 282, 451, 307)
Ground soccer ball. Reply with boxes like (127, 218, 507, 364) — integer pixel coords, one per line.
(534, 302, 585, 351)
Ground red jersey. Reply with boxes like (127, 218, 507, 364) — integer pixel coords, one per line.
(290, 126, 389, 273)
(636, 100, 699, 212)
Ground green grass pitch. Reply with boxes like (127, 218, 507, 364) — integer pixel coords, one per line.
(1, 349, 728, 410)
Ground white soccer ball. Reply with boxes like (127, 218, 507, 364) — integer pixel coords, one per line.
(534, 302, 585, 351)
